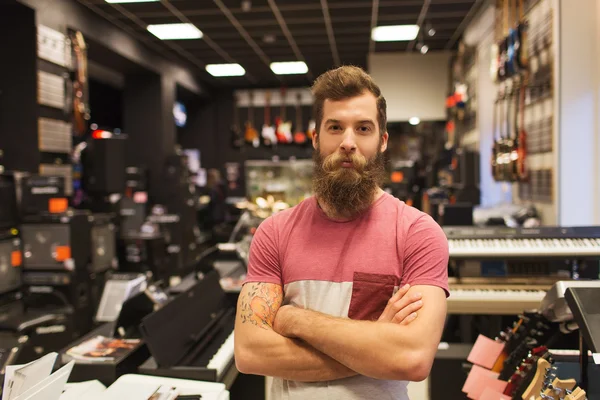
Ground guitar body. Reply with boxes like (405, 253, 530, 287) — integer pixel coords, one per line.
(517, 126, 527, 180)
(497, 38, 508, 81)
(244, 122, 259, 147)
(506, 27, 516, 77)
(71, 31, 89, 136)
(517, 0, 529, 69)
(262, 124, 276, 146)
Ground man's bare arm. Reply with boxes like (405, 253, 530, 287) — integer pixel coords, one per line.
(274, 285, 447, 382)
(234, 282, 358, 382)
(234, 282, 423, 381)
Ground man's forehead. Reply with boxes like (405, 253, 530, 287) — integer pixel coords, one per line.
(322, 93, 378, 118)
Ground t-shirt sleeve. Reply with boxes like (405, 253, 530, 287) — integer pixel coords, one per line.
(243, 216, 283, 285)
(400, 214, 450, 297)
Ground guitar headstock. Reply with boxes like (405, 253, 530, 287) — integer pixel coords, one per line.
(535, 375, 578, 400)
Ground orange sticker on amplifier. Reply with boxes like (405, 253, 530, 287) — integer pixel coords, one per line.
(49, 198, 68, 213)
(55, 246, 71, 261)
(391, 171, 404, 183)
(11, 251, 22, 267)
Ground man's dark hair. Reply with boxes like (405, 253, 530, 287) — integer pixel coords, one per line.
(311, 65, 387, 135)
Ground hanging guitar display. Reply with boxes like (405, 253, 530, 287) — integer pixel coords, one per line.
(261, 90, 276, 147)
(70, 30, 90, 137)
(231, 93, 244, 148)
(497, 0, 510, 81)
(516, 0, 529, 70)
(491, 94, 501, 181)
(507, 82, 520, 182)
(244, 91, 259, 148)
(275, 87, 292, 144)
(293, 92, 307, 145)
(517, 77, 528, 181)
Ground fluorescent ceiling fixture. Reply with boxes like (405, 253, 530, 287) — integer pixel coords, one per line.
(371, 25, 419, 42)
(105, 0, 158, 3)
(206, 63, 246, 77)
(409, 117, 420, 126)
(270, 61, 308, 75)
(147, 23, 203, 40)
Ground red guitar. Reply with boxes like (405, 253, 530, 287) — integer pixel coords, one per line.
(293, 93, 307, 145)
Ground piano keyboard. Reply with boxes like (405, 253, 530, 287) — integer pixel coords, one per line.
(444, 226, 600, 259)
(207, 331, 234, 378)
(448, 285, 548, 315)
(449, 238, 600, 258)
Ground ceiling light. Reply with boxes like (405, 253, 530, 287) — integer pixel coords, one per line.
(206, 63, 246, 77)
(420, 45, 429, 54)
(263, 34, 276, 44)
(428, 28, 436, 36)
(105, 0, 158, 3)
(371, 25, 419, 42)
(270, 61, 308, 75)
(147, 23, 203, 40)
(409, 117, 420, 125)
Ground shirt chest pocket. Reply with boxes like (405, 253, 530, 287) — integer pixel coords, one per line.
(347, 272, 398, 321)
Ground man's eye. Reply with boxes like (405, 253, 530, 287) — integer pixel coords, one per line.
(358, 126, 371, 132)
(329, 125, 341, 131)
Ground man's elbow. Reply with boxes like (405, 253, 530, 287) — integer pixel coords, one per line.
(391, 351, 434, 382)
(234, 343, 256, 375)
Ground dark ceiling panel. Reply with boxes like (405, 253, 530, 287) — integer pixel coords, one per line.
(76, 0, 480, 88)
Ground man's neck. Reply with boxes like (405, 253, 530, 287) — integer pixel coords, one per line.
(316, 188, 385, 221)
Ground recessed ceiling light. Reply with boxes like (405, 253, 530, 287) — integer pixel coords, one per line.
(270, 61, 308, 75)
(147, 23, 203, 40)
(420, 45, 429, 54)
(206, 63, 246, 77)
(371, 25, 419, 42)
(105, 0, 159, 3)
(409, 117, 420, 125)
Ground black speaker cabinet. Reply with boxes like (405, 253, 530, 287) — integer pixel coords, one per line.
(13, 173, 67, 217)
(90, 213, 117, 274)
(119, 197, 146, 237)
(21, 210, 92, 273)
(0, 233, 22, 296)
(117, 233, 169, 283)
(0, 174, 18, 229)
(82, 136, 126, 195)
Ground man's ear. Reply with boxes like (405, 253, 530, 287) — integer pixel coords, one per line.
(312, 133, 318, 150)
(380, 131, 389, 153)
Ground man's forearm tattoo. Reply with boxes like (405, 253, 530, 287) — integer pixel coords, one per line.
(240, 283, 283, 330)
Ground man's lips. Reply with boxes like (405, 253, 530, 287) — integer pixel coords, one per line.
(341, 160, 353, 168)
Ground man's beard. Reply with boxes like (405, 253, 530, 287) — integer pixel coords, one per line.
(312, 143, 386, 219)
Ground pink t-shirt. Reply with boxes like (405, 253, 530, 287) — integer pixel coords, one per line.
(244, 192, 449, 400)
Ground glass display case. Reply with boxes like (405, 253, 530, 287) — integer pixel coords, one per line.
(245, 159, 313, 207)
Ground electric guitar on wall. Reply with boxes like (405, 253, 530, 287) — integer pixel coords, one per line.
(261, 90, 277, 147)
(293, 92, 307, 145)
(70, 30, 90, 136)
(244, 91, 259, 147)
(276, 87, 292, 144)
(230, 93, 244, 148)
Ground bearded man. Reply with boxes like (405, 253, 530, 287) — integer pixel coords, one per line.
(234, 65, 449, 400)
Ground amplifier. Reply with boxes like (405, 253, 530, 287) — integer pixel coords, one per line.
(119, 196, 146, 237)
(90, 213, 117, 274)
(22, 271, 93, 335)
(0, 174, 18, 229)
(15, 173, 68, 216)
(82, 136, 126, 195)
(125, 166, 148, 193)
(20, 210, 92, 273)
(0, 235, 23, 296)
(117, 233, 169, 284)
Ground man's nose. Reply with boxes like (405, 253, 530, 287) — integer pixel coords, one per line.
(339, 129, 357, 152)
